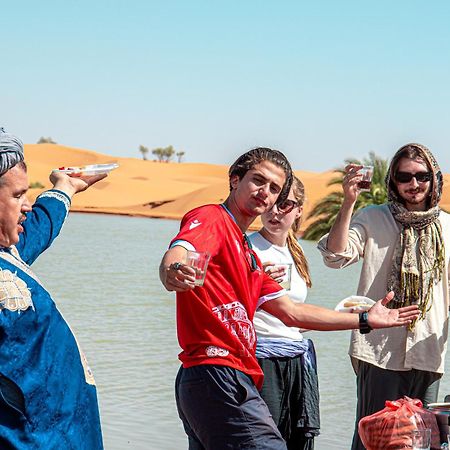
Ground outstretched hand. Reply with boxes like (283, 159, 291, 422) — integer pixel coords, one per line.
(49, 171, 107, 198)
(367, 291, 419, 329)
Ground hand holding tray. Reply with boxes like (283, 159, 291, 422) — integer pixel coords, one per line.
(52, 163, 119, 176)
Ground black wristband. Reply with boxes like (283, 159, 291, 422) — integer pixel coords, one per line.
(359, 311, 372, 334)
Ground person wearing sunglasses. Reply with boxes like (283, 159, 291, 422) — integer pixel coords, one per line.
(318, 143, 450, 450)
(159, 147, 419, 450)
(249, 176, 319, 450)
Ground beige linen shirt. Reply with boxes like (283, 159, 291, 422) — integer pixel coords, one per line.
(317, 204, 450, 374)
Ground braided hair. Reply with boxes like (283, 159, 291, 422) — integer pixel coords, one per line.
(286, 176, 312, 287)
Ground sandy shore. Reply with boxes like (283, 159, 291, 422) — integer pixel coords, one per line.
(24, 144, 450, 233)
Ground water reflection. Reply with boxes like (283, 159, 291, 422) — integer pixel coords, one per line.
(33, 214, 450, 449)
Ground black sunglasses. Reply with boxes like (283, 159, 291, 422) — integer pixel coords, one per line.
(243, 234, 258, 271)
(276, 199, 299, 214)
(395, 171, 432, 184)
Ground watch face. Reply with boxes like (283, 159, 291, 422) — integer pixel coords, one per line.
(359, 312, 372, 334)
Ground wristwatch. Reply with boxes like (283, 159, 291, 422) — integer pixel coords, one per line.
(359, 311, 372, 334)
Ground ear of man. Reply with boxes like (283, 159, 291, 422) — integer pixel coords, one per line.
(230, 174, 240, 190)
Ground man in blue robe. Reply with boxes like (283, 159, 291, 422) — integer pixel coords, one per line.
(0, 127, 104, 449)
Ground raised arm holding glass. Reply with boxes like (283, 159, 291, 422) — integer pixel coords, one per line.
(317, 144, 450, 450)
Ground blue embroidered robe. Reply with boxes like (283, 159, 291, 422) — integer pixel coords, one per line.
(0, 190, 103, 449)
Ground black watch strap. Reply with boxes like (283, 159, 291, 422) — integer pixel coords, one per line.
(359, 311, 372, 334)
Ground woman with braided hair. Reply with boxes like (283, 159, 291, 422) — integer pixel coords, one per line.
(318, 143, 450, 450)
(250, 176, 320, 450)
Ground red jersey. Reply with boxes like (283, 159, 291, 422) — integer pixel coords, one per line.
(170, 204, 283, 389)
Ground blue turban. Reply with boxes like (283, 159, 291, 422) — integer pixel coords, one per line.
(0, 127, 24, 175)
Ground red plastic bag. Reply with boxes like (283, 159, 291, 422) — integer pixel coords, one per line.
(358, 397, 440, 449)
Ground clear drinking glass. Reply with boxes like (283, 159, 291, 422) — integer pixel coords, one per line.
(185, 251, 211, 286)
(269, 263, 292, 291)
(357, 165, 374, 192)
(411, 428, 431, 450)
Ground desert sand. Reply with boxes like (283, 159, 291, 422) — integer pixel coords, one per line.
(24, 144, 450, 234)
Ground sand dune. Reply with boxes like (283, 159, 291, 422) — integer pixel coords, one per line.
(24, 144, 450, 234)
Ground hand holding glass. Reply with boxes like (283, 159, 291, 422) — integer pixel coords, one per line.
(185, 251, 211, 286)
(266, 263, 292, 291)
(358, 166, 373, 192)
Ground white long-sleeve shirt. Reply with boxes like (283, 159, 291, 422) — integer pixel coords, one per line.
(318, 204, 450, 374)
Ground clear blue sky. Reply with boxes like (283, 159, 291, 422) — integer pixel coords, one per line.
(2, 0, 450, 171)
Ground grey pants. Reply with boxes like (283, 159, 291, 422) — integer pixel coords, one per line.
(175, 365, 287, 450)
(351, 360, 441, 450)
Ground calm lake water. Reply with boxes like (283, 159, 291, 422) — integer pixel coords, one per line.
(33, 213, 450, 449)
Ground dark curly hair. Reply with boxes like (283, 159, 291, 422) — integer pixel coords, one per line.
(228, 147, 293, 204)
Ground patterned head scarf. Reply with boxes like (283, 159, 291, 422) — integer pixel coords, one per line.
(0, 127, 24, 176)
(386, 143, 445, 327)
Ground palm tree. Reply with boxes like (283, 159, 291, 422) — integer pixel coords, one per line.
(152, 145, 175, 162)
(152, 147, 164, 162)
(139, 145, 149, 160)
(302, 152, 388, 241)
(163, 145, 175, 162)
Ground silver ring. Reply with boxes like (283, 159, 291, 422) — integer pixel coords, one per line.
(172, 262, 182, 271)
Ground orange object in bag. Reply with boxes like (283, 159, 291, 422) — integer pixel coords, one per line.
(358, 397, 440, 449)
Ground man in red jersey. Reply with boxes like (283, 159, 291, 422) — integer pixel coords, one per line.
(159, 147, 419, 450)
